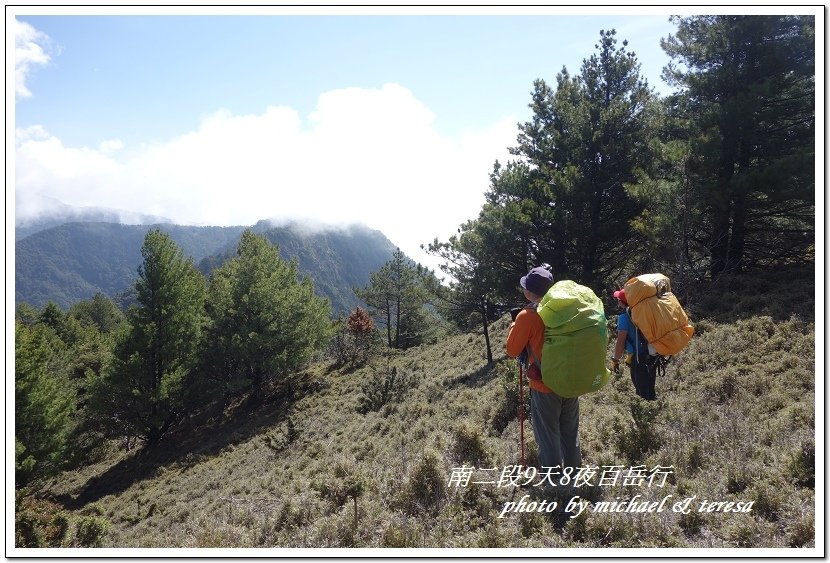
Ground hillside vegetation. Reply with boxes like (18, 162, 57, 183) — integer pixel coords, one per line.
(15, 221, 397, 313)
(21, 267, 815, 551)
(15, 223, 246, 309)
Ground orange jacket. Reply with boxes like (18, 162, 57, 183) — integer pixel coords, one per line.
(506, 307, 552, 394)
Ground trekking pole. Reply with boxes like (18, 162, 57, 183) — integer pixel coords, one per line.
(518, 361, 526, 467)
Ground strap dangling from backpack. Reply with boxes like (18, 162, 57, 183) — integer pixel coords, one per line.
(649, 355, 670, 377)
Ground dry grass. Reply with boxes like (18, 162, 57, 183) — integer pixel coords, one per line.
(20, 269, 817, 553)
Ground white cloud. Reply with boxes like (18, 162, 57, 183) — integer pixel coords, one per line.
(14, 83, 519, 271)
(15, 125, 49, 142)
(99, 139, 124, 154)
(14, 18, 52, 99)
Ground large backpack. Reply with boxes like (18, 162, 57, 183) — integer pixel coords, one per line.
(536, 280, 611, 398)
(623, 273, 694, 357)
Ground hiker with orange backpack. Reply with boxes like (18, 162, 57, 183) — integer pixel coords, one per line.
(611, 274, 695, 401)
(505, 266, 581, 472)
(611, 288, 657, 400)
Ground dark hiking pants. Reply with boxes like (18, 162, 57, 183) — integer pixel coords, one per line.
(630, 355, 657, 400)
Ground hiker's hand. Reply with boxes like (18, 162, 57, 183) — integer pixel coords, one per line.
(611, 359, 620, 374)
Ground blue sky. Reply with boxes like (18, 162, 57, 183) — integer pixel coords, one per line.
(12, 7, 688, 271)
(15, 14, 679, 147)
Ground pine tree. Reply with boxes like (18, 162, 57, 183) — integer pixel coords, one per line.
(204, 230, 331, 401)
(355, 249, 432, 349)
(88, 229, 206, 446)
(425, 215, 507, 364)
(509, 29, 658, 288)
(69, 292, 125, 334)
(661, 15, 815, 275)
(15, 320, 74, 486)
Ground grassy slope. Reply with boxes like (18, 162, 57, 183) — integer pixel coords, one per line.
(37, 268, 816, 550)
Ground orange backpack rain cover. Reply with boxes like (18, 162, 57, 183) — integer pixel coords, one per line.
(624, 273, 694, 356)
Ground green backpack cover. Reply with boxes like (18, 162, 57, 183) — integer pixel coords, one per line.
(536, 280, 611, 398)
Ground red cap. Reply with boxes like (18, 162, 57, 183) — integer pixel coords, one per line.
(613, 289, 627, 305)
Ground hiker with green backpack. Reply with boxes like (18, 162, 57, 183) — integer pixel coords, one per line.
(506, 265, 611, 474)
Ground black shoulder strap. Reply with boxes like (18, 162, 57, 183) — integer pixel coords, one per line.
(626, 307, 645, 362)
(525, 345, 542, 371)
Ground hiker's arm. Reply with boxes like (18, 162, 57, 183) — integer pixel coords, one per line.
(612, 329, 626, 362)
(506, 312, 531, 358)
(611, 328, 626, 371)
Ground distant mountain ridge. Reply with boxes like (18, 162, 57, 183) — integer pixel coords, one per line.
(15, 220, 398, 313)
(15, 198, 173, 240)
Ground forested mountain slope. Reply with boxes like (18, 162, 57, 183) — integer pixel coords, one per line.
(15, 221, 398, 313)
(15, 223, 246, 309)
(198, 221, 400, 314)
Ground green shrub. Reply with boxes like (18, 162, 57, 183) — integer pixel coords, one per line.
(315, 457, 367, 512)
(399, 450, 447, 516)
(380, 516, 422, 547)
(449, 423, 490, 466)
(188, 522, 244, 548)
(712, 369, 739, 404)
(583, 511, 636, 546)
(750, 478, 787, 522)
(490, 360, 527, 433)
(685, 442, 704, 474)
(14, 495, 71, 548)
(616, 399, 663, 463)
(517, 507, 554, 539)
(73, 515, 110, 547)
(678, 510, 706, 536)
(312, 512, 357, 547)
(787, 441, 815, 488)
(357, 366, 414, 414)
(564, 508, 589, 542)
(271, 496, 313, 535)
(724, 468, 749, 494)
(474, 521, 515, 548)
(457, 481, 495, 521)
(724, 514, 769, 547)
(787, 512, 814, 547)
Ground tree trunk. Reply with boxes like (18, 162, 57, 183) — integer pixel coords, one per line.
(385, 297, 392, 348)
(549, 223, 568, 279)
(711, 137, 739, 277)
(394, 294, 401, 349)
(480, 297, 493, 364)
(250, 366, 263, 404)
(146, 425, 162, 447)
(709, 202, 731, 278)
(727, 190, 748, 272)
(581, 183, 603, 287)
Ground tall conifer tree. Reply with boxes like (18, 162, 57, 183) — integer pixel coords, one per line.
(204, 230, 331, 401)
(661, 15, 815, 275)
(89, 229, 206, 446)
(355, 249, 432, 349)
(15, 321, 74, 486)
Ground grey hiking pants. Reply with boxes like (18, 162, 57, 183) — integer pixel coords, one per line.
(530, 389, 581, 472)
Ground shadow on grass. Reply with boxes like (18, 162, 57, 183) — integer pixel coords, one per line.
(444, 361, 499, 389)
(682, 265, 815, 326)
(53, 373, 321, 510)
